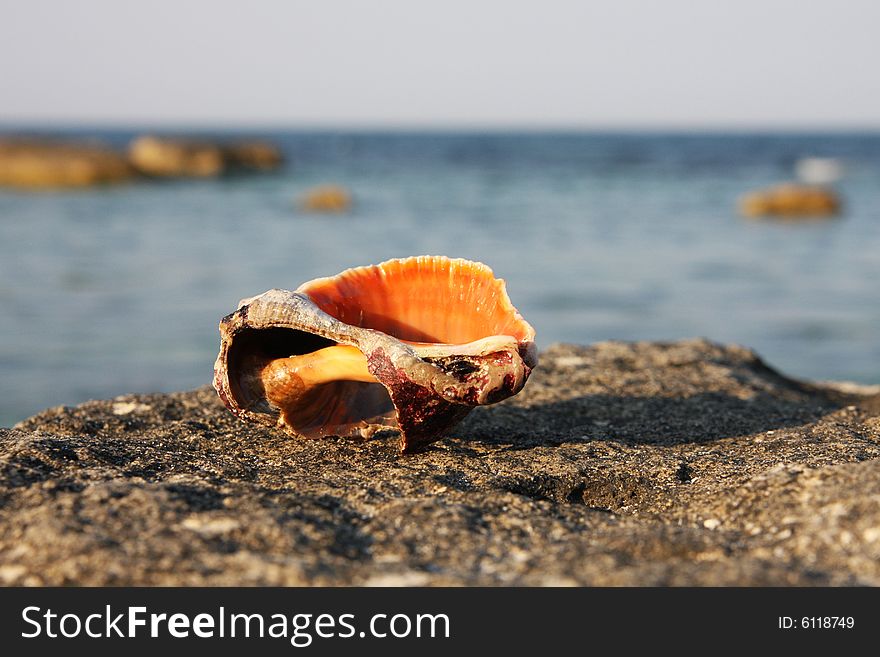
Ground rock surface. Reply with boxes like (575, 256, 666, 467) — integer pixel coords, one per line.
(2, 339, 879, 586)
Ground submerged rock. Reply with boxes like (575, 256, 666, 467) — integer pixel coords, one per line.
(225, 141, 284, 171)
(739, 183, 841, 218)
(299, 184, 352, 212)
(128, 136, 283, 178)
(2, 339, 879, 585)
(0, 139, 134, 189)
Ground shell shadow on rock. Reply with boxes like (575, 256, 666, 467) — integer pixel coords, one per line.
(213, 256, 537, 453)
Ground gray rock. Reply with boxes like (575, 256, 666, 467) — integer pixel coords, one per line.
(2, 339, 879, 585)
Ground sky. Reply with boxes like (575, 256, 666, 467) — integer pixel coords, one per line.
(1, 0, 878, 129)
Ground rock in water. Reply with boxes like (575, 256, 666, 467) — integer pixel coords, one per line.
(739, 183, 841, 218)
(128, 136, 224, 177)
(0, 139, 134, 189)
(2, 339, 879, 585)
(300, 184, 353, 212)
(224, 141, 284, 171)
(128, 136, 283, 177)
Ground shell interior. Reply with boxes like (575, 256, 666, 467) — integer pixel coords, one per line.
(300, 256, 534, 344)
(225, 327, 396, 438)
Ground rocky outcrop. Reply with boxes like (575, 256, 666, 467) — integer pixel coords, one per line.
(225, 141, 284, 171)
(299, 184, 352, 212)
(127, 136, 283, 177)
(0, 136, 284, 187)
(0, 139, 134, 188)
(739, 183, 841, 218)
(1, 340, 878, 585)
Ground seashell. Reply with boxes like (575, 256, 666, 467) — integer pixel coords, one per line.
(213, 256, 537, 453)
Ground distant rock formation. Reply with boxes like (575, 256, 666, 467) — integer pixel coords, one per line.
(225, 141, 284, 171)
(0, 139, 134, 188)
(739, 183, 841, 218)
(299, 184, 353, 212)
(128, 136, 283, 178)
(128, 136, 224, 177)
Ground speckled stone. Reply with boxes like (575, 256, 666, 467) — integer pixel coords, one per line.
(2, 339, 879, 585)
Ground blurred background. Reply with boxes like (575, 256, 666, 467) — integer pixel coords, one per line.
(1, 0, 878, 426)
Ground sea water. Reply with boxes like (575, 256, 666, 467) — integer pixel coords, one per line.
(1, 130, 878, 425)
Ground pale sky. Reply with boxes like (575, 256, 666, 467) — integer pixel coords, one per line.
(2, 0, 878, 128)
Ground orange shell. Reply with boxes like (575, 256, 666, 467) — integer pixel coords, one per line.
(300, 256, 535, 345)
(213, 256, 537, 453)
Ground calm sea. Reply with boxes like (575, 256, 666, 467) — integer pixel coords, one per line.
(1, 130, 879, 426)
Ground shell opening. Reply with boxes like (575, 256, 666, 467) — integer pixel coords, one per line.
(226, 327, 396, 438)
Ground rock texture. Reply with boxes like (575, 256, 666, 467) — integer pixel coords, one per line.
(2, 339, 879, 586)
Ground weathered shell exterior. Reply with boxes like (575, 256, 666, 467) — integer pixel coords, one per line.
(213, 256, 537, 452)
